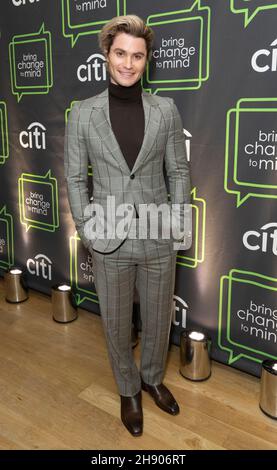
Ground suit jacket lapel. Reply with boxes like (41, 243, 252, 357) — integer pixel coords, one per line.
(132, 91, 161, 174)
(90, 87, 162, 175)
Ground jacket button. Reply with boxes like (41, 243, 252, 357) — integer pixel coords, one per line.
(130, 174, 135, 179)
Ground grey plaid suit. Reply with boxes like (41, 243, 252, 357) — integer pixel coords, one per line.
(64, 88, 191, 396)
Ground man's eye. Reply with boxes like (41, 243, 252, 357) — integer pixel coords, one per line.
(116, 51, 123, 56)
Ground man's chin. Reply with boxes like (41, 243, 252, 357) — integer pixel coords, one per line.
(114, 75, 139, 87)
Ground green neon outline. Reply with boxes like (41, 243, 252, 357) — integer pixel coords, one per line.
(0, 206, 14, 270)
(177, 187, 206, 269)
(66, 0, 120, 28)
(230, 0, 277, 27)
(12, 38, 49, 90)
(234, 109, 277, 188)
(218, 270, 277, 365)
(65, 100, 79, 123)
(21, 181, 55, 225)
(69, 234, 99, 305)
(0, 102, 9, 165)
(61, 0, 121, 47)
(124, 0, 211, 94)
(18, 170, 59, 232)
(9, 24, 53, 102)
(0, 109, 4, 155)
(145, 17, 203, 85)
(225, 98, 277, 207)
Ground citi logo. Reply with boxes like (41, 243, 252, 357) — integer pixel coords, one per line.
(27, 254, 52, 279)
(12, 0, 39, 6)
(243, 222, 277, 256)
(19, 122, 46, 150)
(251, 39, 277, 72)
(77, 53, 107, 83)
(172, 295, 187, 328)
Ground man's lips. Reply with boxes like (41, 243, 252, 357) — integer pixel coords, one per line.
(119, 72, 135, 77)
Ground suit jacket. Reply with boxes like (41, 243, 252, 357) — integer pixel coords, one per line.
(64, 87, 191, 254)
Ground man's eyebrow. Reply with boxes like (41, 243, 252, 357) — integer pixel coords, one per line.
(113, 48, 146, 55)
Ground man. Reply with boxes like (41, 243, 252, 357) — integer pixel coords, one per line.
(64, 15, 191, 437)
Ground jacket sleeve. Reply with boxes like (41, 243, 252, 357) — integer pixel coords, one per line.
(164, 99, 192, 243)
(64, 101, 91, 250)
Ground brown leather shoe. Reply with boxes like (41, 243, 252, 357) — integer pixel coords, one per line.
(141, 378, 180, 415)
(120, 391, 143, 436)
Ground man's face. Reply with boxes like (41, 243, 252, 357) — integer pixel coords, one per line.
(106, 32, 147, 87)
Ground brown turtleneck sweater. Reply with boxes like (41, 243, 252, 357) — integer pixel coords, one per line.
(108, 79, 145, 172)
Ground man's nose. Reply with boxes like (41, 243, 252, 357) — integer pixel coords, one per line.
(124, 55, 133, 68)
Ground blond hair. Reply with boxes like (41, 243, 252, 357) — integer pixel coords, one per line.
(98, 15, 154, 62)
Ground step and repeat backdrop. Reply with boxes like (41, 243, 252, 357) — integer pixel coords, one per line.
(0, 0, 276, 377)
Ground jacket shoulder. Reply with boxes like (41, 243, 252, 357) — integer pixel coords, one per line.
(70, 89, 108, 112)
(81, 88, 108, 108)
(143, 91, 173, 109)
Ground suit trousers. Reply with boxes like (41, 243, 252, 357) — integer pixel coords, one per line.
(89, 220, 177, 396)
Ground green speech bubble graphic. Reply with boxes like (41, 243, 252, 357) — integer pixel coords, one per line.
(0, 206, 14, 271)
(0, 102, 9, 165)
(177, 187, 206, 269)
(69, 233, 99, 306)
(225, 98, 277, 207)
(61, 0, 121, 47)
(18, 170, 59, 232)
(230, 0, 277, 27)
(9, 24, 53, 102)
(218, 269, 277, 365)
(126, 0, 210, 94)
